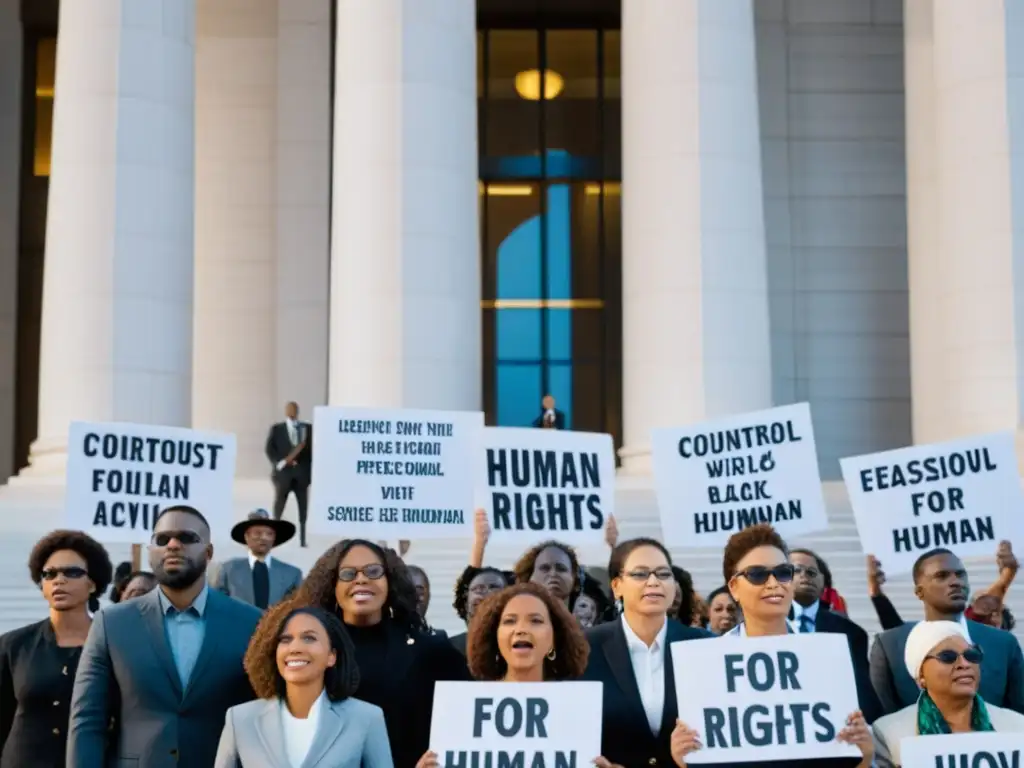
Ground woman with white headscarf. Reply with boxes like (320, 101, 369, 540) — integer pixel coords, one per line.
(872, 620, 1024, 766)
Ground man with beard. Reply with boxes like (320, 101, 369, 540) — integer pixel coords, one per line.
(66, 505, 262, 768)
(868, 547, 1024, 716)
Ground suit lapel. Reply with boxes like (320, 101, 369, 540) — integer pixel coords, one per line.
(234, 560, 255, 605)
(182, 590, 226, 704)
(383, 622, 418, 685)
(303, 700, 349, 768)
(257, 700, 293, 768)
(137, 589, 184, 699)
(602, 622, 648, 732)
(269, 561, 288, 604)
(660, 623, 682, 735)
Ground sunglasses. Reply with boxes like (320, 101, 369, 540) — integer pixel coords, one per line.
(926, 646, 984, 666)
(41, 566, 88, 581)
(625, 567, 675, 583)
(151, 530, 203, 546)
(734, 564, 796, 586)
(337, 564, 386, 582)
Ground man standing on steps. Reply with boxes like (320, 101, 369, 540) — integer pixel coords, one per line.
(265, 401, 312, 547)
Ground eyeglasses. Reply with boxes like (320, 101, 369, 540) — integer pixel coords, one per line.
(625, 567, 675, 583)
(41, 566, 88, 581)
(926, 646, 984, 666)
(151, 530, 203, 546)
(792, 565, 820, 580)
(338, 564, 386, 582)
(734, 564, 796, 586)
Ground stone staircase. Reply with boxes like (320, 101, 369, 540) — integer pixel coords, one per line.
(0, 477, 1016, 643)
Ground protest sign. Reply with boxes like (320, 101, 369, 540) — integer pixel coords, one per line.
(430, 681, 602, 768)
(672, 633, 860, 764)
(65, 421, 236, 544)
(651, 403, 827, 547)
(481, 427, 615, 544)
(900, 732, 1024, 768)
(309, 406, 483, 539)
(840, 432, 1024, 576)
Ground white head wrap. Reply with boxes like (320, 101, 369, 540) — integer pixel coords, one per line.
(903, 620, 971, 683)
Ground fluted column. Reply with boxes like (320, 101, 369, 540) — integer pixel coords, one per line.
(619, 0, 772, 473)
(28, 0, 195, 476)
(328, 0, 480, 410)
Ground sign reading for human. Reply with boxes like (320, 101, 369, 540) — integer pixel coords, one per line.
(481, 427, 615, 544)
(840, 432, 1024, 576)
(65, 421, 236, 545)
(309, 406, 483, 539)
(672, 633, 860, 764)
(429, 681, 602, 768)
(651, 403, 828, 547)
(899, 732, 1024, 768)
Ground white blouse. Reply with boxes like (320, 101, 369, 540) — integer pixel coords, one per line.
(280, 689, 326, 768)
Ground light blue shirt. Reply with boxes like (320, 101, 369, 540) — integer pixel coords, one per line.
(157, 584, 209, 686)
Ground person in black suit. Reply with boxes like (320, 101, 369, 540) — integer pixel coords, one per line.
(869, 547, 1024, 716)
(789, 548, 883, 723)
(531, 394, 567, 430)
(0, 530, 112, 768)
(580, 537, 710, 768)
(265, 401, 312, 546)
(289, 539, 469, 768)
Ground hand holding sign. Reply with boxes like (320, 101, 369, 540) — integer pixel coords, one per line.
(415, 751, 439, 768)
(836, 711, 873, 765)
(670, 720, 703, 766)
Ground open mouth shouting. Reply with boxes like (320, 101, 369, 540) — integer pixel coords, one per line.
(510, 637, 535, 656)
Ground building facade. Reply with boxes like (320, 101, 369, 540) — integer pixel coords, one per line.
(1, 0, 1023, 487)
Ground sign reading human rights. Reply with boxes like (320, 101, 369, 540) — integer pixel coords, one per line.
(429, 681, 602, 768)
(900, 732, 1024, 767)
(309, 406, 483, 539)
(840, 432, 1024, 576)
(672, 633, 860, 764)
(481, 427, 615, 544)
(650, 403, 827, 547)
(65, 421, 237, 544)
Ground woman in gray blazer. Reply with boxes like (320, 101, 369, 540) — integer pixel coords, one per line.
(215, 604, 393, 768)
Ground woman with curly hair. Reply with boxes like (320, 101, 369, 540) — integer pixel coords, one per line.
(293, 538, 467, 767)
(0, 529, 112, 767)
(215, 603, 392, 767)
(513, 540, 581, 607)
(415, 582, 595, 768)
(448, 565, 512, 654)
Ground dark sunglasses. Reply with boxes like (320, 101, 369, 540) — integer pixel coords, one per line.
(792, 565, 820, 579)
(151, 530, 203, 546)
(735, 563, 795, 586)
(625, 567, 675, 583)
(41, 566, 88, 581)
(337, 564, 386, 582)
(927, 646, 984, 666)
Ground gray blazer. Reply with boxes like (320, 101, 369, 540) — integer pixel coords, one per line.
(66, 586, 262, 768)
(212, 556, 303, 608)
(214, 696, 393, 768)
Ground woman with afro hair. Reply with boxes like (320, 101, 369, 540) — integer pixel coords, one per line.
(292, 538, 468, 767)
(0, 529, 112, 767)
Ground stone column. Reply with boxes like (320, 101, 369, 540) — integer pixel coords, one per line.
(328, 0, 480, 410)
(619, 0, 772, 473)
(28, 0, 195, 476)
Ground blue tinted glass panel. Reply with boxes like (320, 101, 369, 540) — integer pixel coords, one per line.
(496, 309, 541, 362)
(546, 309, 572, 361)
(496, 213, 541, 299)
(546, 184, 571, 300)
(496, 363, 542, 427)
(547, 362, 573, 431)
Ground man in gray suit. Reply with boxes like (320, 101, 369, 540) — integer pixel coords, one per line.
(67, 505, 262, 768)
(213, 508, 303, 609)
(869, 547, 1024, 715)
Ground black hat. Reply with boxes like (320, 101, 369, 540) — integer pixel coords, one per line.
(230, 509, 296, 547)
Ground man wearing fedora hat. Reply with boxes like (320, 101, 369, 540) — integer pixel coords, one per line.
(211, 509, 303, 610)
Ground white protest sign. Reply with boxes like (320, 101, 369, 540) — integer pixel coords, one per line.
(481, 427, 615, 544)
(309, 406, 483, 539)
(651, 403, 827, 547)
(65, 421, 237, 545)
(840, 432, 1024, 576)
(900, 732, 1024, 768)
(672, 633, 860, 764)
(429, 681, 603, 768)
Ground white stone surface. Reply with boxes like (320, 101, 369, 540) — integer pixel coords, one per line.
(620, 0, 773, 473)
(28, 0, 196, 475)
(328, 0, 480, 410)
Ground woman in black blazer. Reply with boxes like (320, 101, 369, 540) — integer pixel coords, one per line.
(0, 530, 112, 768)
(581, 537, 710, 768)
(288, 539, 469, 767)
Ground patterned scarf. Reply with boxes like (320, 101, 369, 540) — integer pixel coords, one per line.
(916, 690, 995, 735)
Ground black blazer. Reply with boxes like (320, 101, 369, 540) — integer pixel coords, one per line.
(449, 631, 468, 656)
(581, 619, 711, 767)
(870, 618, 1024, 716)
(531, 410, 566, 430)
(264, 421, 312, 481)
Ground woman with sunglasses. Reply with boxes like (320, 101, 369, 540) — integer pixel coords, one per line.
(294, 539, 468, 767)
(580, 537, 710, 768)
(0, 530, 112, 768)
(669, 524, 872, 768)
(871, 620, 1024, 767)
